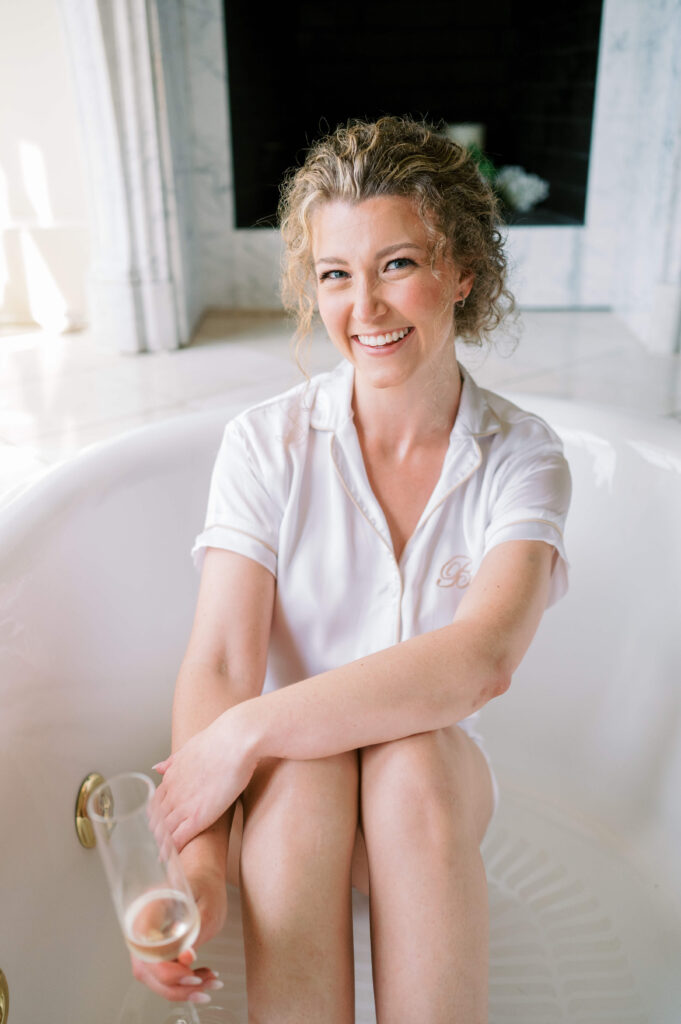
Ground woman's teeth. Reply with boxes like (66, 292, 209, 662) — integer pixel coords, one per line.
(356, 327, 411, 348)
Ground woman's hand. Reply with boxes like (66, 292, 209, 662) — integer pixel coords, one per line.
(154, 705, 258, 852)
(130, 862, 227, 1003)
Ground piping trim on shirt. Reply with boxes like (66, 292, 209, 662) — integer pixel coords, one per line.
(395, 561, 404, 645)
(201, 523, 278, 558)
(490, 516, 565, 543)
(422, 439, 483, 521)
(400, 439, 484, 565)
(330, 434, 404, 641)
(471, 428, 502, 439)
(329, 435, 394, 555)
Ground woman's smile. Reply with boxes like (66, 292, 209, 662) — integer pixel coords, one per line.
(353, 325, 414, 350)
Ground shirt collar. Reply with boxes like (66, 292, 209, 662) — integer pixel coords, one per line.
(453, 362, 502, 439)
(309, 357, 502, 439)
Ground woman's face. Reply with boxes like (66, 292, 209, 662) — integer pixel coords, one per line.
(310, 195, 472, 392)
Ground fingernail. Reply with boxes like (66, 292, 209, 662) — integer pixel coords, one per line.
(179, 976, 203, 986)
(205, 979, 224, 991)
(208, 970, 220, 979)
(188, 992, 212, 1004)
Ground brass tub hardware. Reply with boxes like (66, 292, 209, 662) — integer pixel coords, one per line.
(75, 772, 106, 848)
(0, 967, 9, 1024)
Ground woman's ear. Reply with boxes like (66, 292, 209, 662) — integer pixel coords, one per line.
(458, 270, 475, 302)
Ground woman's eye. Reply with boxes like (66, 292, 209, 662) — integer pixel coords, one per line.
(319, 269, 348, 282)
(386, 257, 415, 271)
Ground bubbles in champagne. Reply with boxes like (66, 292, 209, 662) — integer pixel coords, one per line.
(124, 888, 199, 962)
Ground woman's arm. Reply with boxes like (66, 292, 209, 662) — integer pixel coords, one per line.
(245, 538, 555, 758)
(169, 546, 275, 870)
(171, 546, 274, 855)
(133, 547, 274, 1001)
(157, 539, 556, 850)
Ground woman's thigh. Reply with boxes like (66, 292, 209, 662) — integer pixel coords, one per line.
(230, 750, 360, 884)
(227, 731, 494, 890)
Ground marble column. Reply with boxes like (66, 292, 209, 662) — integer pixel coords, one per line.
(593, 0, 681, 354)
(58, 0, 191, 352)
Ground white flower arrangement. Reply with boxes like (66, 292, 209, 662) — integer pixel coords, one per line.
(494, 165, 550, 213)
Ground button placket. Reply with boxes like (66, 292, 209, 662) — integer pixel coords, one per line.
(330, 433, 393, 554)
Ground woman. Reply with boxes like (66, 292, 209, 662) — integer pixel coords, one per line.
(134, 116, 571, 1022)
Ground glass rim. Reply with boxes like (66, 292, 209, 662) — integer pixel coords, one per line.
(87, 770, 155, 824)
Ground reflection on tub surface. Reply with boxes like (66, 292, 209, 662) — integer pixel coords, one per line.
(0, 396, 679, 1023)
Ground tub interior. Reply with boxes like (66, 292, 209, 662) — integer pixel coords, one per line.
(0, 393, 680, 1022)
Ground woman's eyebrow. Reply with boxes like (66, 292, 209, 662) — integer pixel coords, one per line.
(315, 242, 423, 267)
(375, 242, 423, 259)
(315, 255, 350, 267)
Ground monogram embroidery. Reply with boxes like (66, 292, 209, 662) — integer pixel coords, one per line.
(436, 555, 472, 589)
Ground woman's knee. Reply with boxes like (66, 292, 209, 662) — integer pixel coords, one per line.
(241, 751, 360, 870)
(360, 729, 479, 842)
(361, 728, 459, 797)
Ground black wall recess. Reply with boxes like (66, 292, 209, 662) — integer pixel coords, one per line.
(224, 0, 604, 229)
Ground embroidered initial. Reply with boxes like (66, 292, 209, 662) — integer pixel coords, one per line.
(436, 555, 472, 589)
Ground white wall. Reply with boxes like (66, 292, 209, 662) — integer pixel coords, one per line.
(0, 0, 90, 330)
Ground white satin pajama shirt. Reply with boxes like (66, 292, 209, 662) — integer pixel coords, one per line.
(192, 359, 571, 748)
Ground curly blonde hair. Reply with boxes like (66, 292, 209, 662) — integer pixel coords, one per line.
(278, 115, 516, 357)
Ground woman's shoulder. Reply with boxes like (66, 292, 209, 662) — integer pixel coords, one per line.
(476, 383, 565, 455)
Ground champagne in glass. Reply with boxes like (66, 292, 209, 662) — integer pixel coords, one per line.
(88, 772, 200, 963)
(124, 887, 200, 962)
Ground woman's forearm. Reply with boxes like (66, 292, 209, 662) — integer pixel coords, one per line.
(157, 618, 507, 853)
(157, 541, 551, 855)
(231, 539, 555, 767)
(178, 816, 231, 881)
(172, 656, 261, 750)
(235, 619, 509, 765)
(170, 658, 262, 875)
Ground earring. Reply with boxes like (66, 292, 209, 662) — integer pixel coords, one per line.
(456, 295, 466, 309)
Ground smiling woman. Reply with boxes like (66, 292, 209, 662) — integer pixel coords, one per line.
(279, 115, 516, 360)
(135, 116, 571, 1023)
(310, 195, 468, 398)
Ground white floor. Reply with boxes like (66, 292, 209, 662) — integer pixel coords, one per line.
(2, 309, 681, 507)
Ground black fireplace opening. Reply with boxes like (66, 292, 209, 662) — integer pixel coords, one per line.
(224, 0, 604, 230)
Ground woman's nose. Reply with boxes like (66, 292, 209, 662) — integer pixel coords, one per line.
(353, 277, 387, 321)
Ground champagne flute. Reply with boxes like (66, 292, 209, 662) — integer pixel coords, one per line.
(88, 772, 200, 962)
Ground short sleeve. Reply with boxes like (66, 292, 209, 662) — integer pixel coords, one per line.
(191, 419, 281, 576)
(483, 439, 572, 607)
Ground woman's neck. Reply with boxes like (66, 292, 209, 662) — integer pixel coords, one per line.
(351, 354, 463, 459)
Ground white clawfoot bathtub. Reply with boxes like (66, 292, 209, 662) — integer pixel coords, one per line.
(1, 390, 680, 1023)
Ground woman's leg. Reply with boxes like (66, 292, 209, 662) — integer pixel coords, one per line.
(359, 726, 495, 1024)
(239, 750, 359, 1024)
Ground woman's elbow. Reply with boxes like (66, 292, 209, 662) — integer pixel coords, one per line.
(483, 649, 512, 702)
(492, 640, 516, 697)
(469, 665, 511, 717)
(493, 668, 512, 698)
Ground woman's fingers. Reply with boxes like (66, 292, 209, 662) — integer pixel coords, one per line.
(146, 790, 176, 863)
(152, 716, 257, 853)
(172, 817, 195, 854)
(157, 779, 218, 852)
(130, 956, 221, 1003)
(177, 946, 197, 968)
(148, 781, 193, 854)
